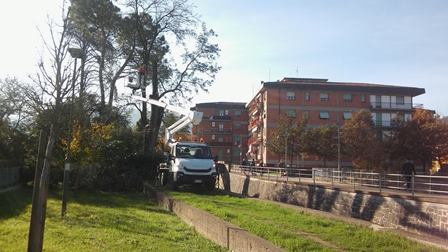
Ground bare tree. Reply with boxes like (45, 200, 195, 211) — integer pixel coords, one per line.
(27, 3, 74, 251)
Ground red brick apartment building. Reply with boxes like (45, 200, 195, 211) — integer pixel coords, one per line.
(191, 102, 248, 164)
(247, 77, 425, 167)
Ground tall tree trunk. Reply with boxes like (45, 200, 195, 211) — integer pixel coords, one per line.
(108, 50, 133, 109)
(98, 39, 107, 112)
(98, 56, 106, 110)
(147, 59, 163, 154)
(141, 83, 149, 154)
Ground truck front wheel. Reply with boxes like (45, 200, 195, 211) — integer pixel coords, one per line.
(168, 172, 178, 190)
(204, 178, 216, 191)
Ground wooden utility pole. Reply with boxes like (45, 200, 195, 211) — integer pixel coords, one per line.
(27, 130, 47, 251)
(27, 125, 55, 252)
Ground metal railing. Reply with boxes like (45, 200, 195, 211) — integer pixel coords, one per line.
(230, 165, 448, 196)
(312, 168, 448, 196)
(370, 102, 413, 110)
(232, 165, 312, 183)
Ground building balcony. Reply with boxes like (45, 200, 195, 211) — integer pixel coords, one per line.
(202, 115, 232, 121)
(204, 129, 232, 134)
(370, 102, 413, 110)
(373, 119, 410, 128)
(211, 115, 232, 121)
(249, 119, 261, 129)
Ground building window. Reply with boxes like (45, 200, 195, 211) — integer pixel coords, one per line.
(235, 123, 241, 128)
(375, 95, 382, 108)
(211, 121, 215, 127)
(225, 109, 229, 115)
(396, 96, 405, 105)
(304, 92, 310, 101)
(343, 94, 352, 102)
(212, 134, 216, 140)
(286, 110, 296, 118)
(320, 93, 329, 102)
(343, 111, 352, 120)
(235, 110, 241, 116)
(234, 135, 241, 145)
(219, 110, 224, 116)
(302, 111, 309, 120)
(218, 137, 224, 142)
(286, 91, 295, 100)
(219, 123, 224, 131)
(319, 111, 330, 119)
(360, 95, 365, 103)
(404, 113, 412, 122)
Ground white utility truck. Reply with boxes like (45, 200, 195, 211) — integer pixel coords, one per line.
(132, 96, 217, 190)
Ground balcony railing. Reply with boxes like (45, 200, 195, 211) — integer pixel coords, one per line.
(204, 129, 232, 134)
(370, 102, 413, 110)
(210, 115, 232, 121)
(373, 119, 412, 127)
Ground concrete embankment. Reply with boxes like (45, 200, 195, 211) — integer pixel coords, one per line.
(143, 183, 283, 252)
(221, 172, 448, 240)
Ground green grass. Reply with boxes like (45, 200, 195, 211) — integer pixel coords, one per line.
(0, 188, 225, 252)
(170, 190, 442, 252)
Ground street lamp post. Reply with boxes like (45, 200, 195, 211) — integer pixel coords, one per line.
(337, 126, 341, 171)
(284, 136, 288, 167)
(61, 47, 82, 217)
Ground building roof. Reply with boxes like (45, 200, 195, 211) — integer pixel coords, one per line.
(193, 102, 247, 109)
(261, 77, 425, 96)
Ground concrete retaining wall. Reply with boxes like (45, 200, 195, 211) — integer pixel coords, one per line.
(143, 183, 283, 252)
(223, 172, 448, 239)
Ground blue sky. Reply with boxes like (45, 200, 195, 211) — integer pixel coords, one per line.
(1, 0, 447, 115)
(192, 0, 448, 115)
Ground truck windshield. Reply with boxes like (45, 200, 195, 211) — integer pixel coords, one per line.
(176, 145, 212, 159)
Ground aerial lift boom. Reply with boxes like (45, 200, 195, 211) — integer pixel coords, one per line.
(131, 96, 203, 144)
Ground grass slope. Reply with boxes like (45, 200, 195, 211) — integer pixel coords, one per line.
(0, 188, 225, 252)
(170, 190, 441, 252)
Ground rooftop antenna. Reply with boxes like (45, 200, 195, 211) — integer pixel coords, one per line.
(296, 65, 299, 77)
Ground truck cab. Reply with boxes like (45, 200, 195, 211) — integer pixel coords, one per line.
(168, 142, 217, 189)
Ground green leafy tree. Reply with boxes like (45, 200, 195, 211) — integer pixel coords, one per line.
(302, 125, 338, 167)
(266, 116, 306, 166)
(387, 109, 448, 173)
(69, 0, 137, 118)
(341, 110, 383, 171)
(128, 0, 221, 155)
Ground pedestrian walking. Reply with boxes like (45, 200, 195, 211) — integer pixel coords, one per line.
(401, 159, 416, 191)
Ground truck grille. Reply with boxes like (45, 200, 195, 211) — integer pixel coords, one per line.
(184, 167, 212, 173)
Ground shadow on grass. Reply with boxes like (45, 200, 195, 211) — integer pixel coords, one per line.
(63, 208, 168, 236)
(62, 190, 156, 210)
(0, 187, 32, 220)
